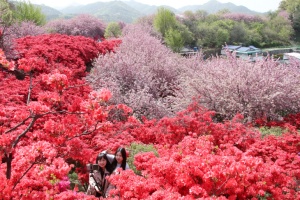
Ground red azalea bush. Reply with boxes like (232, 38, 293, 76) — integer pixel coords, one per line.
(108, 109, 300, 199)
(255, 112, 300, 129)
(0, 34, 126, 199)
(15, 34, 121, 76)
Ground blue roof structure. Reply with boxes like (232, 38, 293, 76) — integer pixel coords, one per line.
(225, 45, 241, 50)
(223, 45, 261, 54)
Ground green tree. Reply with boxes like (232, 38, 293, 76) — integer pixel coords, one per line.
(165, 28, 184, 52)
(0, 0, 14, 50)
(194, 10, 209, 21)
(280, 0, 300, 14)
(262, 14, 294, 46)
(104, 22, 122, 38)
(176, 23, 194, 46)
(13, 0, 46, 26)
(229, 22, 247, 44)
(0, 0, 14, 26)
(280, 0, 300, 32)
(196, 23, 229, 48)
(153, 7, 177, 37)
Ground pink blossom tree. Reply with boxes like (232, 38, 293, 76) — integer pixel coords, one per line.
(1, 21, 45, 59)
(88, 24, 184, 119)
(171, 52, 300, 122)
(44, 14, 106, 40)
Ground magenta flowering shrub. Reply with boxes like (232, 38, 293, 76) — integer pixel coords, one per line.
(88, 24, 183, 119)
(89, 22, 300, 121)
(44, 14, 106, 40)
(278, 10, 291, 21)
(1, 21, 45, 59)
(172, 52, 300, 122)
(221, 13, 265, 23)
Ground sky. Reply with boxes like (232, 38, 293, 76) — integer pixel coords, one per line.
(27, 0, 282, 13)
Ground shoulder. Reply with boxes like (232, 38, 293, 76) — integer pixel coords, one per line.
(106, 154, 115, 163)
(125, 163, 130, 170)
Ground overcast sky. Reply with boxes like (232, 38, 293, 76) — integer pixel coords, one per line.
(26, 0, 282, 13)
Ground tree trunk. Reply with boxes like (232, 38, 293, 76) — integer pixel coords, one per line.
(6, 153, 12, 179)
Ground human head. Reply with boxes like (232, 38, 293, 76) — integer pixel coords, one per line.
(96, 153, 110, 171)
(114, 147, 127, 170)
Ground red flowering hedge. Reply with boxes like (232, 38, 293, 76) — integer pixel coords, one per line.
(15, 34, 121, 77)
(255, 112, 300, 130)
(107, 106, 300, 199)
(0, 34, 127, 199)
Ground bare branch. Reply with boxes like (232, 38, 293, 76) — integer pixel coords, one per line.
(4, 115, 31, 134)
(12, 161, 36, 190)
(12, 116, 37, 148)
(67, 121, 101, 141)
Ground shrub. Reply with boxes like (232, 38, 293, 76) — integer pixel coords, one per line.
(88, 24, 184, 119)
(44, 14, 106, 40)
(172, 52, 300, 122)
(2, 21, 46, 59)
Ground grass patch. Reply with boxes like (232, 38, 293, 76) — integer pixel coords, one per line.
(127, 143, 158, 175)
(259, 126, 285, 137)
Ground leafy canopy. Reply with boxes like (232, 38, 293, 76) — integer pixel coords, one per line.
(12, 0, 46, 26)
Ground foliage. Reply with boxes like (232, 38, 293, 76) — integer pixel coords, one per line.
(261, 13, 294, 46)
(165, 28, 184, 52)
(197, 22, 230, 47)
(255, 112, 300, 130)
(12, 0, 46, 26)
(127, 143, 158, 175)
(280, 0, 300, 16)
(44, 14, 106, 40)
(259, 126, 285, 137)
(153, 7, 177, 37)
(0, 0, 13, 26)
(104, 22, 122, 38)
(88, 24, 183, 119)
(0, 0, 14, 56)
(180, 10, 294, 48)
